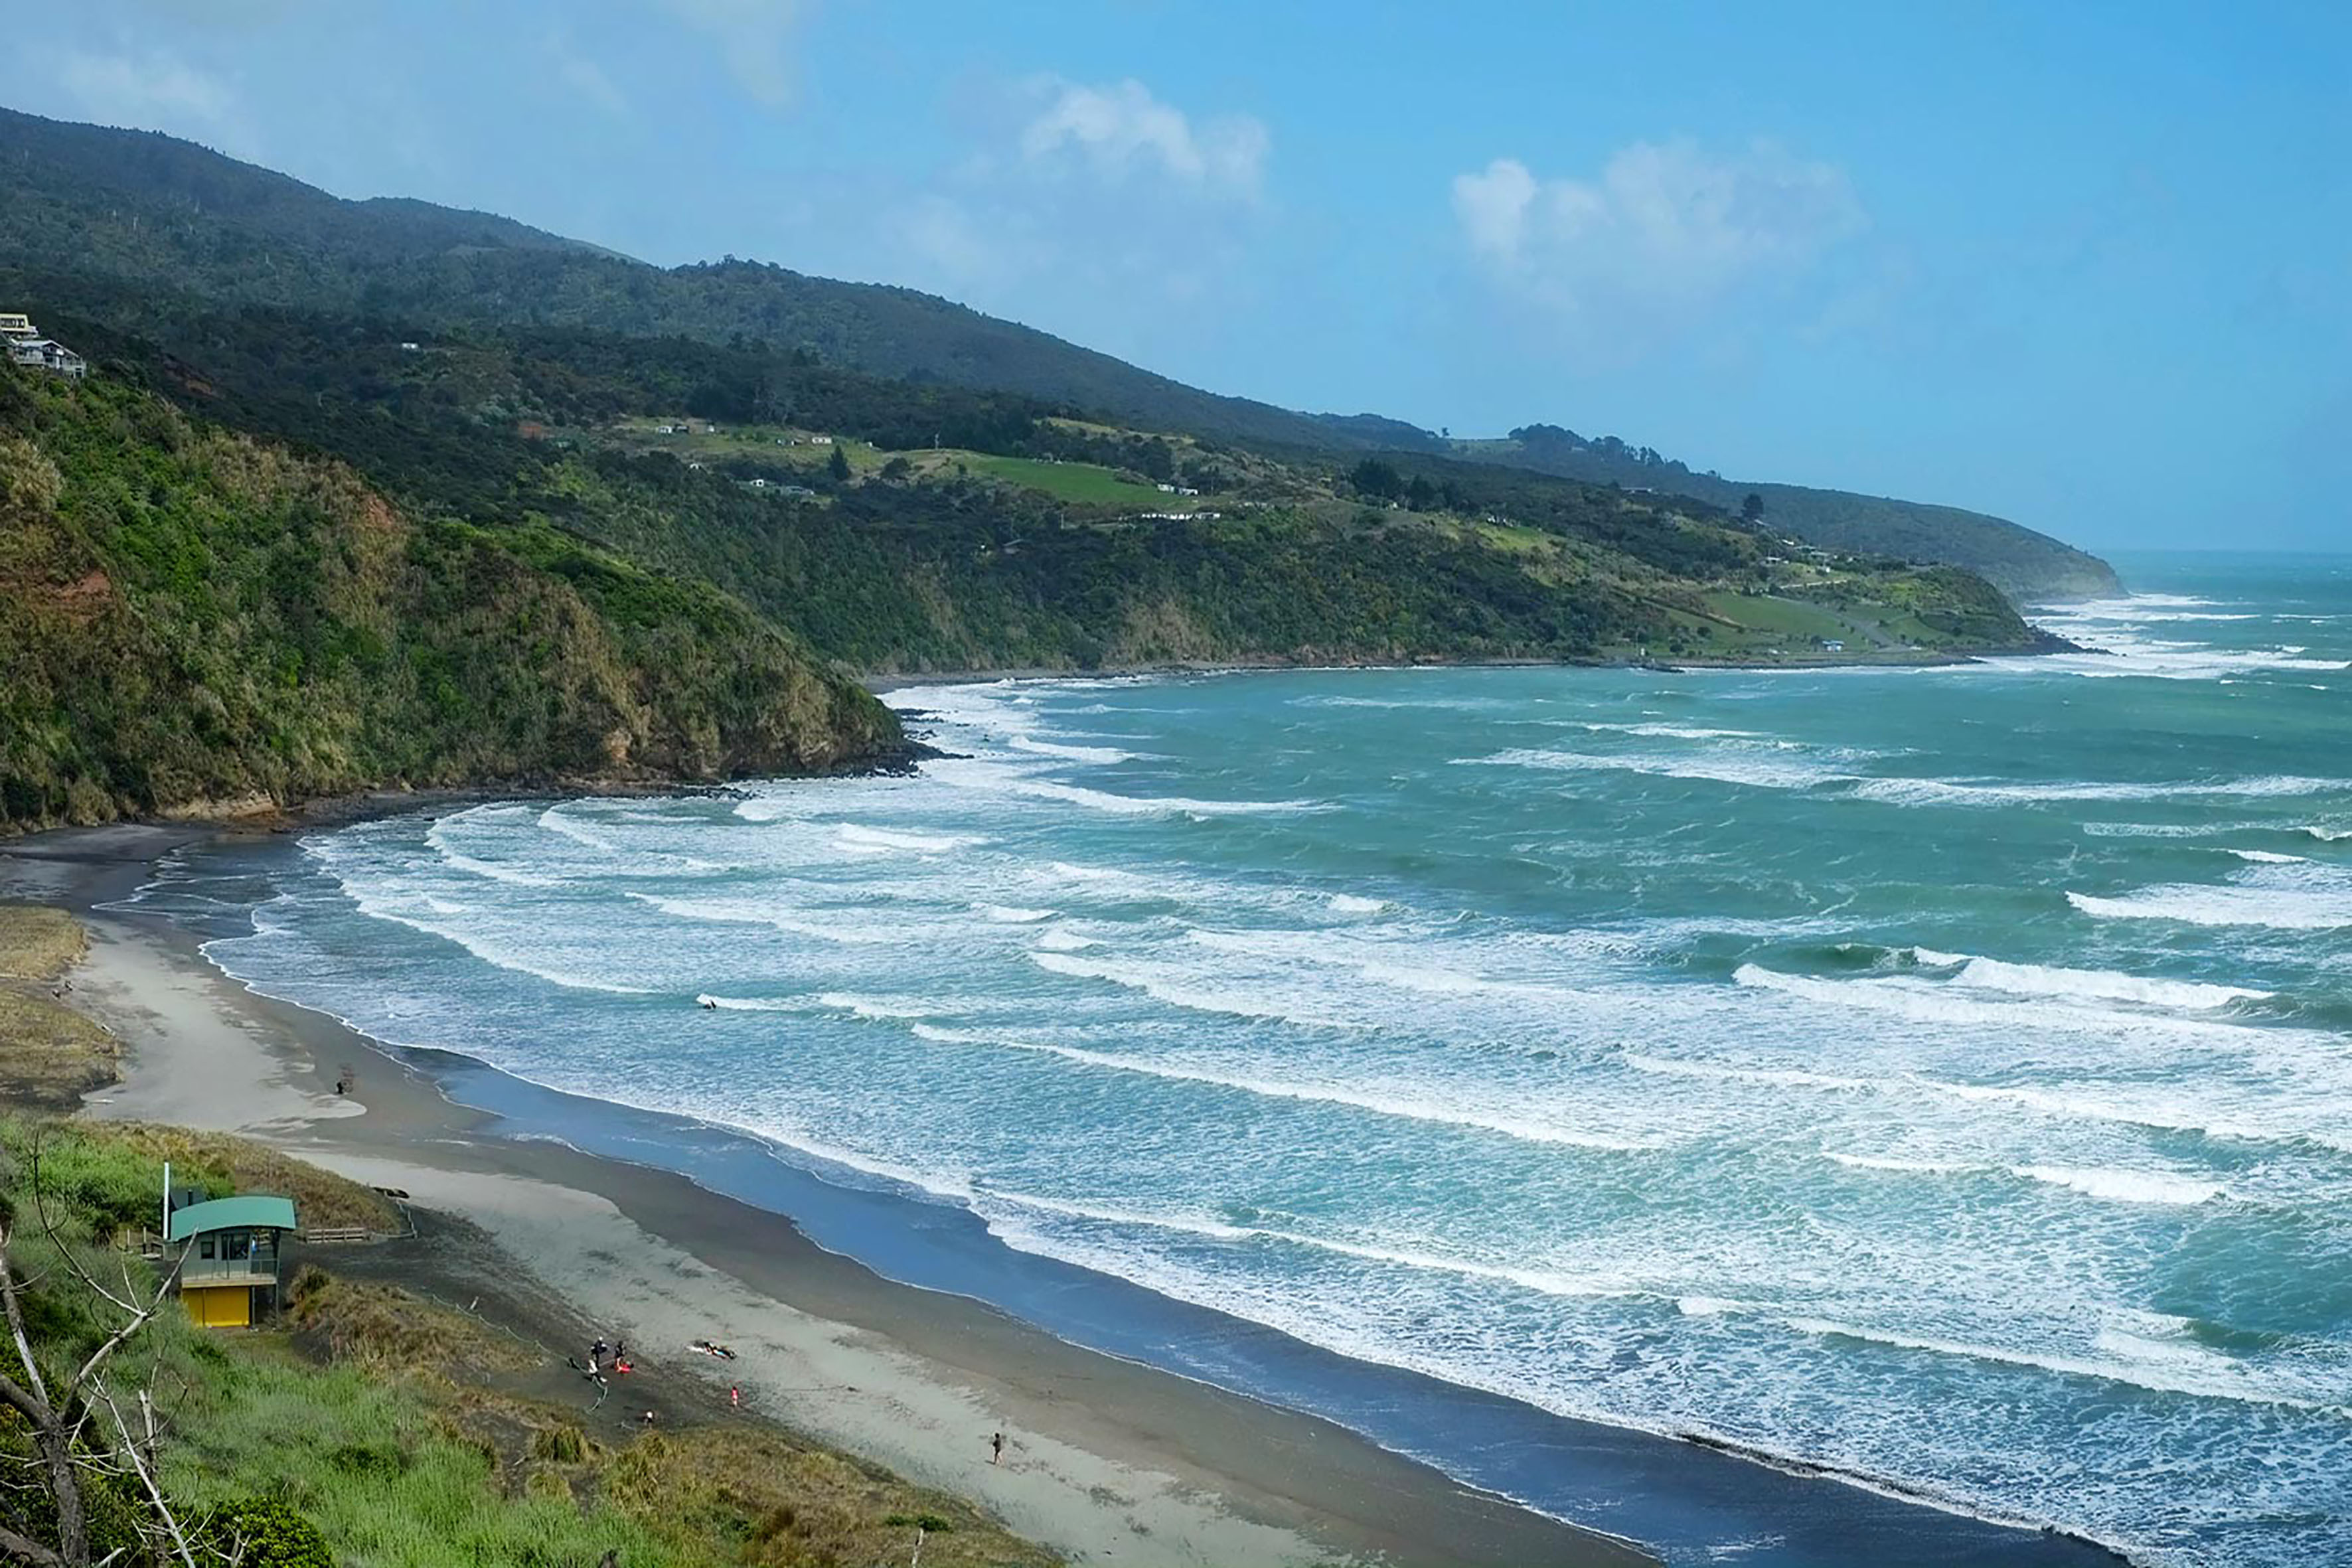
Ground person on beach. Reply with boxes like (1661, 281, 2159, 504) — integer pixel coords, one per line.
(730, 1384, 740, 1409)
(990, 1431, 1004, 1466)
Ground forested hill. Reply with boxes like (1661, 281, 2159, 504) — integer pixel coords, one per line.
(0, 106, 1340, 452)
(0, 107, 2120, 603)
(0, 277, 2067, 829)
(0, 367, 899, 831)
(1462, 426, 2122, 601)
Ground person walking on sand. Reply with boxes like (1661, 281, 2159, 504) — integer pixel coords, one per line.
(990, 1430, 1004, 1466)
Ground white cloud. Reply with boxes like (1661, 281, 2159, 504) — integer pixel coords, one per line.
(550, 34, 630, 118)
(1452, 139, 1866, 348)
(661, 0, 806, 110)
(52, 46, 246, 146)
(1019, 78, 1267, 199)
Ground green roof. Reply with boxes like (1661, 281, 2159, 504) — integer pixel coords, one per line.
(167, 1196, 297, 1242)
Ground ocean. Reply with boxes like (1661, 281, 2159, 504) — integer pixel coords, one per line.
(127, 552, 2350, 1567)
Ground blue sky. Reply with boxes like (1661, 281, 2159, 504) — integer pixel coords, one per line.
(14, 1, 2351, 550)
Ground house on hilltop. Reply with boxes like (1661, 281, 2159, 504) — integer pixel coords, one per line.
(3, 311, 88, 380)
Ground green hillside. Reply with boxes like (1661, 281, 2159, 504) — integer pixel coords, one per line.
(0, 108, 2122, 603)
(0, 367, 898, 831)
(1462, 425, 2122, 601)
(28, 297, 2055, 674)
(0, 175, 2075, 834)
(0, 106, 1339, 452)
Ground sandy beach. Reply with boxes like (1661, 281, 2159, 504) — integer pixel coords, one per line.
(0, 817, 2132, 1568)
(7, 821, 1654, 1568)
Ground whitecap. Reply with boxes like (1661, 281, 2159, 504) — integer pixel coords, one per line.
(1032, 951, 1355, 1027)
(1008, 736, 1146, 764)
(1782, 1319, 2324, 1410)
(536, 807, 614, 853)
(1937, 953, 2272, 1009)
(2067, 886, 2352, 931)
(1569, 722, 1773, 741)
(976, 1188, 1636, 1300)
(694, 993, 799, 1012)
(2011, 1165, 2225, 1206)
(630, 893, 903, 944)
(909, 1024, 1655, 1150)
(815, 992, 948, 1021)
(1463, 747, 1850, 792)
(834, 823, 985, 854)
(1851, 773, 2335, 809)
(927, 757, 1325, 817)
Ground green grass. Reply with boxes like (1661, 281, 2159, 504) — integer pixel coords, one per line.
(0, 1116, 1056, 1566)
(161, 1342, 682, 1568)
(1701, 590, 1863, 644)
(953, 452, 1168, 507)
(1473, 520, 1558, 556)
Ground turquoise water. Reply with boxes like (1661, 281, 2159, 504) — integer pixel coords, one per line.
(147, 554, 2349, 1565)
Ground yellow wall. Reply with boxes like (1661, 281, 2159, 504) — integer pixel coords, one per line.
(183, 1287, 251, 1329)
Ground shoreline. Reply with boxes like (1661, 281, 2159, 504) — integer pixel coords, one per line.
(3, 816, 2136, 1568)
(0, 649, 2063, 846)
(861, 646, 2003, 696)
(10, 823, 1652, 1568)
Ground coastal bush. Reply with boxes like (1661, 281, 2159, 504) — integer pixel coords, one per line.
(0, 370, 901, 833)
(0, 1115, 208, 1235)
(194, 1497, 336, 1568)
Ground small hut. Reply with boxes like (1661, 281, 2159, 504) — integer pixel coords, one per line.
(167, 1190, 297, 1328)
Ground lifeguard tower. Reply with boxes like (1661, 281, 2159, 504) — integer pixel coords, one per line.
(163, 1168, 297, 1329)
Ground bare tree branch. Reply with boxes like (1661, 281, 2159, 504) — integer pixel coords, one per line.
(0, 1521, 67, 1565)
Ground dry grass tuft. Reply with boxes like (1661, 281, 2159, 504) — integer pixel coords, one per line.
(287, 1271, 533, 1378)
(0, 905, 116, 1109)
(606, 1427, 1059, 1568)
(0, 990, 119, 1109)
(0, 905, 86, 982)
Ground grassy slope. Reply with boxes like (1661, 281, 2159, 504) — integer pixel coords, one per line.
(0, 905, 116, 1109)
(0, 368, 900, 832)
(1458, 431, 2122, 601)
(0, 1115, 1054, 1567)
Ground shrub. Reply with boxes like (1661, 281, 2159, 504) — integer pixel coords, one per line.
(196, 1496, 336, 1568)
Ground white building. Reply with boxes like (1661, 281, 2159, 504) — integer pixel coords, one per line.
(6, 337, 86, 380)
(1, 312, 86, 380)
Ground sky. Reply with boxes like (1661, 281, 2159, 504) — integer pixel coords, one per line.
(12, 1, 2351, 551)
